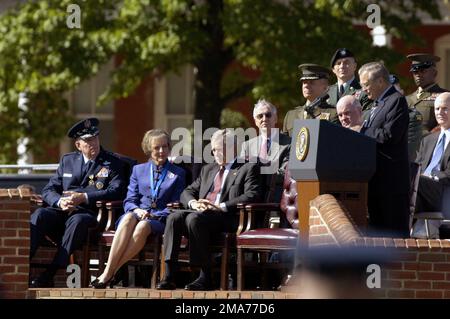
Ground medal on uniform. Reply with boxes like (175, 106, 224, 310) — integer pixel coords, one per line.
(96, 181, 104, 189)
(88, 175, 95, 186)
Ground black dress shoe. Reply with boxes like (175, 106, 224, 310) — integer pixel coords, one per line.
(91, 276, 119, 289)
(185, 279, 212, 291)
(30, 274, 54, 288)
(156, 279, 177, 290)
(91, 278, 108, 289)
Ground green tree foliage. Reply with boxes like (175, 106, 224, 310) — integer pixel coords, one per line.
(0, 0, 440, 163)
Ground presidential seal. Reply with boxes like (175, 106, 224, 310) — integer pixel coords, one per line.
(296, 127, 309, 161)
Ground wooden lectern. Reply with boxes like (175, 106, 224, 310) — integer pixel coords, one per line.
(288, 120, 376, 245)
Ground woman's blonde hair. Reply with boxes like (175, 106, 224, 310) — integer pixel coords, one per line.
(141, 129, 171, 156)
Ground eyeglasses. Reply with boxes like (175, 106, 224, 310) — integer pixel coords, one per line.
(255, 112, 272, 120)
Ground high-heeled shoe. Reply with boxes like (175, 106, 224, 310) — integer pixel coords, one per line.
(91, 276, 116, 289)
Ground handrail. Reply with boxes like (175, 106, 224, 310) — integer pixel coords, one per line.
(0, 164, 58, 171)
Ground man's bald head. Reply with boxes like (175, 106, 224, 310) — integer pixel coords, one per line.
(435, 92, 450, 130)
(336, 95, 363, 130)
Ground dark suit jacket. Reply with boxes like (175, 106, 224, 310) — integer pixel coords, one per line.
(42, 148, 128, 211)
(416, 131, 450, 185)
(361, 85, 410, 235)
(361, 85, 410, 193)
(123, 161, 186, 218)
(180, 160, 260, 214)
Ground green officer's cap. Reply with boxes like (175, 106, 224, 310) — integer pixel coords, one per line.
(298, 64, 332, 81)
(407, 53, 440, 72)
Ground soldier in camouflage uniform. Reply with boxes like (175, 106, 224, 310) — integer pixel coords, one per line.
(283, 64, 338, 137)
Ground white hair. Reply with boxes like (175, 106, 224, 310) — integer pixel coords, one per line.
(253, 99, 277, 118)
(336, 95, 362, 111)
(435, 92, 450, 107)
(358, 62, 390, 83)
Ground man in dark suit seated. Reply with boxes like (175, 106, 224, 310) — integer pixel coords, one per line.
(240, 99, 291, 203)
(414, 92, 450, 238)
(359, 62, 410, 237)
(30, 118, 127, 287)
(157, 129, 261, 291)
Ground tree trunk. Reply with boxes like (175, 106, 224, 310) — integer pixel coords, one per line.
(193, 0, 231, 132)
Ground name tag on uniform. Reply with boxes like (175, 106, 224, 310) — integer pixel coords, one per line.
(63, 173, 72, 178)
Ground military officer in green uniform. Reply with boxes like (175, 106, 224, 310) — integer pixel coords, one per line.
(406, 53, 448, 135)
(327, 48, 371, 111)
(283, 64, 338, 137)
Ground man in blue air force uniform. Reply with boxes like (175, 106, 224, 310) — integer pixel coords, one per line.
(30, 118, 127, 287)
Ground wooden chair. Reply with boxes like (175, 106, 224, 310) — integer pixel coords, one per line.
(79, 153, 137, 287)
(90, 156, 202, 288)
(236, 169, 299, 291)
(159, 201, 238, 290)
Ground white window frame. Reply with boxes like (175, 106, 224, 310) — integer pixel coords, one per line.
(435, 33, 450, 90)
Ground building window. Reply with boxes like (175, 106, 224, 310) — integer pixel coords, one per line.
(154, 65, 195, 155)
(63, 59, 115, 155)
(435, 34, 450, 90)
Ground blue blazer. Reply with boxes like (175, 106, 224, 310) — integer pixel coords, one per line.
(123, 161, 186, 219)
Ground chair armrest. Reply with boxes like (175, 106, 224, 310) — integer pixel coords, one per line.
(167, 202, 183, 209)
(245, 203, 280, 212)
(31, 195, 44, 207)
(237, 202, 281, 235)
(415, 211, 445, 220)
(106, 201, 125, 209)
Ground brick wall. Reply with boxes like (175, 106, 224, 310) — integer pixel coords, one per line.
(310, 194, 450, 299)
(0, 188, 31, 298)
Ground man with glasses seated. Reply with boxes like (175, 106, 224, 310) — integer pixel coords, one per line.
(241, 99, 291, 203)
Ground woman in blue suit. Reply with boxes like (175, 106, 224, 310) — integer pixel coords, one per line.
(92, 129, 185, 288)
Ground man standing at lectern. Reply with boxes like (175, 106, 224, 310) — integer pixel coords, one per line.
(359, 62, 410, 237)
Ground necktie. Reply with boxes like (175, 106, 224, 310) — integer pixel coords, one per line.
(205, 166, 225, 204)
(369, 101, 379, 122)
(424, 134, 446, 177)
(339, 84, 345, 97)
(82, 160, 93, 177)
(259, 138, 269, 160)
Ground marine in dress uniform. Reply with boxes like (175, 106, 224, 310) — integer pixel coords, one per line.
(30, 118, 127, 287)
(283, 64, 339, 137)
(327, 48, 371, 111)
(406, 54, 448, 136)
